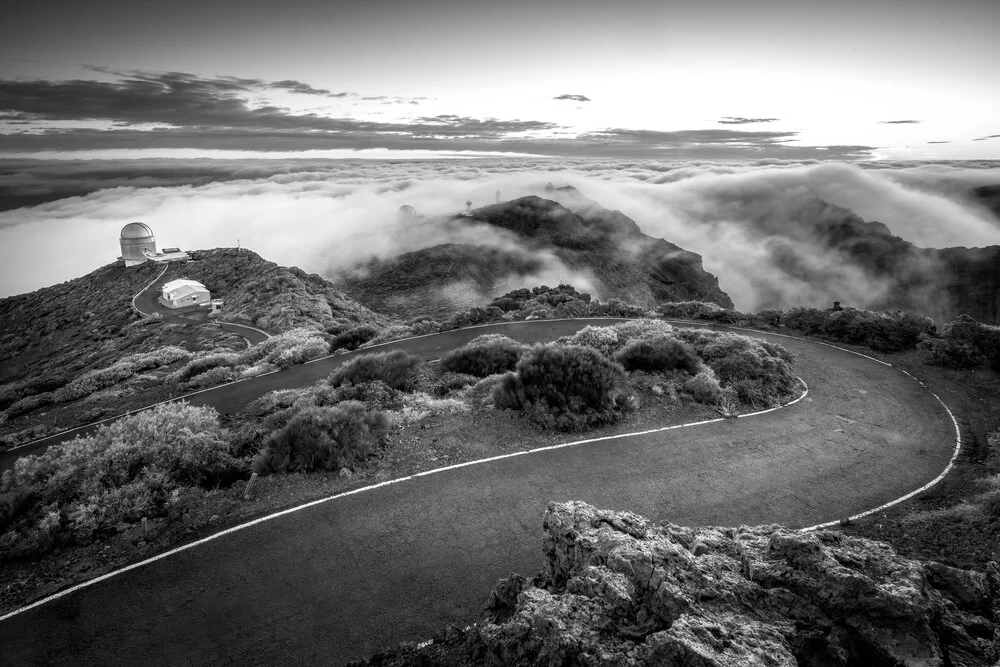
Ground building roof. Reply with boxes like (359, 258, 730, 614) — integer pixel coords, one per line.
(121, 222, 154, 239)
(162, 278, 206, 292)
(165, 285, 207, 300)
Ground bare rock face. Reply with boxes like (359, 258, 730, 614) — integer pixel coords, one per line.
(461, 501, 998, 666)
(356, 501, 998, 665)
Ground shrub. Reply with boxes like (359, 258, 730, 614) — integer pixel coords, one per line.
(781, 307, 934, 353)
(3, 402, 242, 557)
(178, 352, 241, 381)
(252, 402, 389, 475)
(658, 301, 741, 323)
(2, 392, 56, 421)
(441, 334, 526, 377)
(925, 314, 1000, 371)
(672, 329, 798, 411)
(184, 366, 242, 390)
(328, 380, 403, 410)
(682, 370, 724, 406)
(330, 324, 380, 351)
(615, 335, 700, 374)
(363, 324, 415, 347)
(920, 337, 984, 369)
(272, 337, 329, 369)
(328, 350, 422, 391)
(53, 346, 192, 402)
(425, 371, 480, 397)
(492, 344, 631, 431)
(558, 321, 674, 358)
(557, 325, 620, 357)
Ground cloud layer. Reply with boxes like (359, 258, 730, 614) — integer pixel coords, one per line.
(2, 158, 999, 318)
(0, 69, 888, 159)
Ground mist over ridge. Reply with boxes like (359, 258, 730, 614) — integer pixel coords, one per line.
(1, 158, 999, 320)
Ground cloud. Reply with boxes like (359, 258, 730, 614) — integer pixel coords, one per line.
(553, 94, 591, 102)
(268, 80, 351, 97)
(878, 119, 921, 124)
(717, 117, 779, 124)
(927, 141, 950, 144)
(3, 158, 999, 313)
(0, 70, 885, 159)
(973, 134, 1000, 141)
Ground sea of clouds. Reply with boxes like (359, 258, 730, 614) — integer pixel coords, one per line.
(1, 157, 999, 312)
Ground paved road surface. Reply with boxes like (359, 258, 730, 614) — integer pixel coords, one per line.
(0, 320, 956, 665)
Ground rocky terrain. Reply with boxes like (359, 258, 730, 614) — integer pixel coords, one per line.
(360, 501, 999, 666)
(336, 195, 733, 320)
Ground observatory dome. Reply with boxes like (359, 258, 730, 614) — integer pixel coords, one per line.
(121, 222, 155, 239)
(119, 222, 157, 266)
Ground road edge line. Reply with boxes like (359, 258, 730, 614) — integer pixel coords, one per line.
(0, 378, 809, 623)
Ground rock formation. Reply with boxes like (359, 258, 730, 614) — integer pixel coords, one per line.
(358, 501, 999, 666)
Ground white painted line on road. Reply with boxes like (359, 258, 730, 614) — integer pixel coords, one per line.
(0, 379, 809, 623)
(801, 381, 962, 532)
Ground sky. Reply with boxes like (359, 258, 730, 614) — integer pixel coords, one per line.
(1, 0, 998, 160)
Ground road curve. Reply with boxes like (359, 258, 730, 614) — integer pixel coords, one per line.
(0, 320, 957, 665)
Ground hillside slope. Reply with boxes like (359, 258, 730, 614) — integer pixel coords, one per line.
(168, 248, 389, 332)
(336, 195, 732, 320)
(0, 249, 386, 402)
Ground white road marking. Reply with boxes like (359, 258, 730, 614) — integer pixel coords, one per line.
(0, 378, 808, 623)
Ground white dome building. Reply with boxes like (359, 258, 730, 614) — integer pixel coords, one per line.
(119, 222, 157, 266)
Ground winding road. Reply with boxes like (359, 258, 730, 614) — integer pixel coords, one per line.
(0, 319, 958, 665)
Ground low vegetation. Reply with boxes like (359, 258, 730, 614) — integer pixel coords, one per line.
(253, 402, 390, 475)
(493, 344, 634, 431)
(921, 314, 1000, 371)
(0, 403, 245, 560)
(328, 350, 422, 391)
(440, 334, 525, 377)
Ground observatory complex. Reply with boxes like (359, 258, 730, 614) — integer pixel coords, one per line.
(118, 222, 190, 267)
(160, 279, 211, 309)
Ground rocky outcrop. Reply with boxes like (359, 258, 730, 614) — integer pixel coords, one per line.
(337, 196, 733, 320)
(359, 502, 999, 666)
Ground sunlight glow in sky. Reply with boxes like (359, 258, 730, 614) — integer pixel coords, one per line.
(1, 0, 997, 159)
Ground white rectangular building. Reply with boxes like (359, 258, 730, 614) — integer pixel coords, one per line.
(161, 279, 211, 308)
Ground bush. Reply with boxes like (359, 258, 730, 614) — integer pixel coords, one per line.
(672, 329, 798, 411)
(781, 307, 935, 353)
(492, 344, 631, 431)
(615, 335, 700, 374)
(53, 346, 192, 402)
(328, 350, 421, 391)
(683, 370, 724, 406)
(184, 366, 242, 390)
(328, 380, 403, 410)
(924, 315, 1000, 371)
(252, 402, 389, 475)
(425, 371, 480, 397)
(178, 352, 241, 381)
(363, 324, 415, 347)
(920, 338, 984, 369)
(658, 301, 741, 323)
(441, 334, 526, 377)
(2, 402, 242, 557)
(557, 321, 675, 358)
(330, 325, 380, 351)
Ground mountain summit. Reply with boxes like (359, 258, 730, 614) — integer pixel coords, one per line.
(336, 194, 733, 319)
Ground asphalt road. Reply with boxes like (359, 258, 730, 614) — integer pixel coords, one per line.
(0, 320, 957, 665)
(131, 268, 271, 345)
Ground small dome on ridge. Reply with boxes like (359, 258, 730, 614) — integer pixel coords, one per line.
(121, 222, 154, 239)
